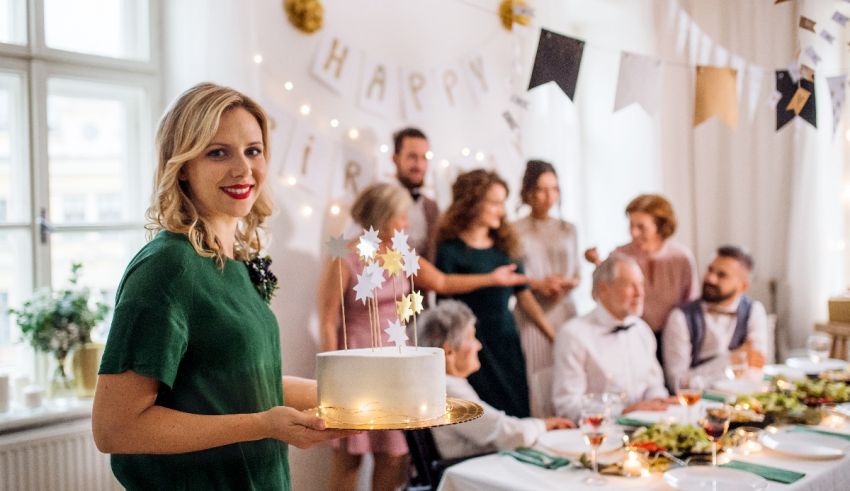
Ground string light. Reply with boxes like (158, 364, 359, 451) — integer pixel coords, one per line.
(253, 54, 263, 64)
(440, 159, 450, 168)
(475, 151, 485, 162)
(461, 147, 471, 157)
(286, 176, 297, 186)
(301, 205, 313, 217)
(299, 104, 311, 116)
(425, 151, 434, 160)
(330, 204, 341, 215)
(380, 144, 389, 153)
(348, 128, 360, 140)
(284, 81, 294, 91)
(330, 118, 339, 128)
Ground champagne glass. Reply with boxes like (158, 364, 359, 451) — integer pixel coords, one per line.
(699, 405, 732, 466)
(579, 394, 610, 486)
(806, 333, 832, 364)
(674, 374, 704, 425)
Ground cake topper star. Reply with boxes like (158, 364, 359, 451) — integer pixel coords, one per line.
(396, 295, 414, 323)
(362, 226, 381, 248)
(356, 236, 377, 261)
(353, 273, 372, 304)
(325, 234, 348, 259)
(390, 229, 410, 253)
(401, 248, 421, 278)
(384, 318, 409, 347)
(409, 290, 425, 315)
(380, 249, 404, 276)
(363, 262, 385, 290)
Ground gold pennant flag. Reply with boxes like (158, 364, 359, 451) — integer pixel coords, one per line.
(799, 16, 816, 33)
(774, 0, 792, 3)
(786, 87, 811, 115)
(694, 66, 738, 129)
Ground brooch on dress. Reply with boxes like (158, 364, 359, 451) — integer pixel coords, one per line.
(244, 255, 279, 304)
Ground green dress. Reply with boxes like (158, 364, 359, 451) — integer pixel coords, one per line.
(435, 238, 530, 418)
(99, 231, 290, 491)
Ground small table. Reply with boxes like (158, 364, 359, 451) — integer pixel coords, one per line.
(814, 322, 850, 360)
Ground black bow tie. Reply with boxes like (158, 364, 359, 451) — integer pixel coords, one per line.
(409, 188, 421, 201)
(609, 324, 634, 335)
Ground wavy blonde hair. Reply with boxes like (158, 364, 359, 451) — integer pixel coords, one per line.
(146, 82, 273, 266)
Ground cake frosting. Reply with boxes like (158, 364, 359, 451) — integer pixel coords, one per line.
(317, 346, 447, 425)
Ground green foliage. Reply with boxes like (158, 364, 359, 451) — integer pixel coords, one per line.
(8, 263, 109, 362)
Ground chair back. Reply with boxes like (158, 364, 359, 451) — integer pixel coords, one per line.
(404, 429, 442, 489)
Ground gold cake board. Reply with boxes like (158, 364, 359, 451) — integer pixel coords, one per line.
(307, 397, 484, 430)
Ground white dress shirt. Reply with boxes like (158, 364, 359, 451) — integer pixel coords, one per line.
(432, 376, 547, 459)
(406, 194, 429, 253)
(662, 297, 768, 388)
(551, 305, 668, 421)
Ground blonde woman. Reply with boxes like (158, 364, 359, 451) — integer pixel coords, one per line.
(92, 83, 350, 490)
(316, 182, 528, 491)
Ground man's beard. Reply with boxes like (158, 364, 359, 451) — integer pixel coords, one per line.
(397, 174, 423, 190)
(702, 283, 736, 303)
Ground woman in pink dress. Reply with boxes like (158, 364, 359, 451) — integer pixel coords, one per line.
(585, 194, 699, 360)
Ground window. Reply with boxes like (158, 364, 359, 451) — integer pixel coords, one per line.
(0, 1, 158, 379)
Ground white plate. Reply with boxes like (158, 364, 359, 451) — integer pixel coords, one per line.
(763, 364, 807, 380)
(759, 430, 845, 459)
(664, 467, 767, 491)
(712, 379, 769, 396)
(536, 428, 623, 457)
(785, 357, 848, 374)
(835, 403, 850, 419)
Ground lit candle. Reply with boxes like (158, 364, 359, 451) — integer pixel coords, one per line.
(622, 450, 644, 478)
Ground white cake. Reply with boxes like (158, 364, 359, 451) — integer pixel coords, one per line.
(316, 346, 447, 425)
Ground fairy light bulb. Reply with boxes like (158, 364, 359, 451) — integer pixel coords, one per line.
(379, 144, 389, 153)
(299, 104, 311, 116)
(330, 204, 341, 216)
(461, 147, 471, 157)
(253, 54, 263, 64)
(284, 81, 294, 91)
(348, 128, 360, 140)
(425, 151, 434, 160)
(301, 205, 313, 217)
(475, 151, 485, 162)
(440, 159, 450, 168)
(330, 118, 339, 128)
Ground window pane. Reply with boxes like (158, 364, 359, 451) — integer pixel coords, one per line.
(50, 230, 147, 339)
(47, 78, 148, 225)
(44, 0, 149, 60)
(0, 0, 27, 45)
(0, 229, 34, 374)
(0, 71, 30, 224)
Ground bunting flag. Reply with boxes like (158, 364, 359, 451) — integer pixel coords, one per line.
(833, 11, 849, 27)
(694, 66, 738, 128)
(528, 28, 585, 101)
(827, 75, 847, 135)
(613, 51, 662, 115)
(776, 70, 816, 130)
(799, 16, 817, 33)
(745, 65, 765, 123)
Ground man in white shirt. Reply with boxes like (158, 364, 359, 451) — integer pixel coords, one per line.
(662, 245, 767, 389)
(392, 127, 439, 261)
(552, 254, 669, 422)
(420, 300, 572, 459)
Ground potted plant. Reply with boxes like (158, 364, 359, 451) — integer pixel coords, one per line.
(9, 262, 109, 397)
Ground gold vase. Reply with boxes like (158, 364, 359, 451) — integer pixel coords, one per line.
(72, 343, 103, 398)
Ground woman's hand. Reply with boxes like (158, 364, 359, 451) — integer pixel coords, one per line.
(490, 263, 528, 287)
(543, 417, 575, 430)
(583, 247, 601, 266)
(263, 406, 358, 449)
(533, 275, 566, 299)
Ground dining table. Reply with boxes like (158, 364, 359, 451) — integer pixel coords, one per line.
(438, 364, 850, 491)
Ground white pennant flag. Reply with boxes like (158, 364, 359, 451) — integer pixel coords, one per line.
(746, 65, 765, 123)
(613, 52, 662, 115)
(827, 74, 847, 135)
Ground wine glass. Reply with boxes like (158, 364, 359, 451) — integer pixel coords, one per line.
(699, 405, 732, 466)
(806, 333, 832, 364)
(674, 374, 704, 425)
(727, 349, 749, 380)
(579, 394, 610, 486)
(602, 391, 626, 419)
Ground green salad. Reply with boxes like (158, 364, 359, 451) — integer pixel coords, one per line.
(629, 423, 713, 456)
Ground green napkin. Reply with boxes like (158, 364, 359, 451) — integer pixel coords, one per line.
(499, 447, 571, 469)
(616, 416, 653, 427)
(790, 425, 850, 442)
(702, 391, 729, 403)
(720, 460, 805, 484)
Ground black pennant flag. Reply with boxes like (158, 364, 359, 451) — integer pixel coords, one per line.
(776, 70, 817, 130)
(528, 29, 585, 101)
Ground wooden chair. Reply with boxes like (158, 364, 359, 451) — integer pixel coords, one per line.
(814, 322, 850, 360)
(404, 428, 493, 491)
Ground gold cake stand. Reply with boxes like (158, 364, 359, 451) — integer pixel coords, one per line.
(306, 397, 484, 430)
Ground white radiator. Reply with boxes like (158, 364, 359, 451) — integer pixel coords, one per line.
(0, 418, 120, 491)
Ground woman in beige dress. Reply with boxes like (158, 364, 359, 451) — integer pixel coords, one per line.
(513, 160, 580, 416)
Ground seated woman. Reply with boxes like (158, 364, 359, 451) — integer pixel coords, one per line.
(418, 300, 573, 460)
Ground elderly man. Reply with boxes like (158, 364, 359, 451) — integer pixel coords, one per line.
(392, 127, 438, 261)
(552, 254, 669, 421)
(662, 245, 767, 388)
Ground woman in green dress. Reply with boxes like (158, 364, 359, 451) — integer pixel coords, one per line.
(435, 169, 555, 418)
(92, 83, 351, 490)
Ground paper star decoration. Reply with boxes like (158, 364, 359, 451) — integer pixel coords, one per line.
(384, 318, 409, 347)
(397, 295, 414, 323)
(402, 248, 421, 278)
(353, 273, 372, 304)
(363, 262, 385, 290)
(380, 249, 404, 276)
(390, 229, 410, 253)
(325, 234, 348, 259)
(356, 237, 377, 261)
(363, 226, 380, 248)
(409, 290, 425, 315)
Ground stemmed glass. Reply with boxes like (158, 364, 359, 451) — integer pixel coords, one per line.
(674, 374, 704, 425)
(699, 405, 732, 466)
(727, 350, 749, 380)
(579, 394, 610, 486)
